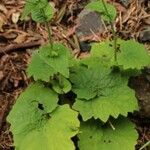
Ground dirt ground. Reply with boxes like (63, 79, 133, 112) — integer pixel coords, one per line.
(0, 0, 150, 149)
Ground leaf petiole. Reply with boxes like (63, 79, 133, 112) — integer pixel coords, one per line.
(101, 0, 118, 62)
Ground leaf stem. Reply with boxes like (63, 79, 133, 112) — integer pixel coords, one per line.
(101, 0, 117, 62)
(40, 8, 53, 49)
(45, 21, 53, 49)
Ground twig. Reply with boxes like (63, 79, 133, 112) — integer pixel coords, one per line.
(0, 40, 42, 55)
(139, 141, 150, 150)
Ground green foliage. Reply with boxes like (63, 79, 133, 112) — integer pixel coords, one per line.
(31, 4, 54, 23)
(86, 0, 117, 22)
(51, 75, 72, 94)
(91, 39, 150, 70)
(21, 0, 54, 22)
(8, 0, 150, 149)
(78, 117, 138, 150)
(117, 40, 150, 69)
(27, 43, 70, 81)
(70, 60, 118, 100)
(91, 41, 114, 65)
(8, 99, 79, 150)
(70, 61, 138, 122)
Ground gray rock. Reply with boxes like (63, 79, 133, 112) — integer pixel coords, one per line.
(119, 0, 133, 7)
(76, 9, 104, 39)
(139, 28, 150, 42)
(130, 76, 150, 118)
(79, 41, 91, 52)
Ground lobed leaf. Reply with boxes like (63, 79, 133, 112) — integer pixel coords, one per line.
(70, 62, 138, 122)
(27, 43, 70, 81)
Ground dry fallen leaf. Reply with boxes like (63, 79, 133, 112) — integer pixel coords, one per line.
(0, 14, 6, 32)
(12, 12, 20, 24)
(0, 71, 4, 81)
(0, 4, 7, 14)
(14, 34, 27, 44)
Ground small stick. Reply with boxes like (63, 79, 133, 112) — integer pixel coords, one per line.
(0, 40, 42, 55)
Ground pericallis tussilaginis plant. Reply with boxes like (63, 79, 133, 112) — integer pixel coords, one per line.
(7, 0, 150, 150)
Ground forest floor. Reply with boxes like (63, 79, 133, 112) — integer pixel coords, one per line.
(0, 0, 150, 149)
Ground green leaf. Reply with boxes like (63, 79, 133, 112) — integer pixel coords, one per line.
(78, 117, 138, 150)
(117, 40, 150, 70)
(27, 43, 70, 81)
(71, 63, 138, 122)
(52, 75, 72, 94)
(91, 40, 150, 70)
(31, 4, 54, 23)
(90, 41, 114, 66)
(21, 0, 48, 20)
(86, 1, 117, 22)
(70, 65, 100, 100)
(7, 83, 79, 150)
(8, 82, 58, 119)
(27, 53, 57, 82)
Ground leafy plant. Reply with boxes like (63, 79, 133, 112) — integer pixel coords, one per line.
(70, 61, 138, 122)
(27, 43, 70, 81)
(21, 0, 54, 47)
(7, 0, 150, 150)
(91, 39, 150, 70)
(21, 0, 54, 23)
(86, 0, 117, 22)
(7, 83, 79, 150)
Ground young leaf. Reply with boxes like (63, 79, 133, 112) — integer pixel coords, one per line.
(21, 0, 48, 20)
(31, 4, 54, 23)
(86, 1, 117, 22)
(7, 83, 79, 150)
(27, 43, 70, 81)
(51, 75, 72, 94)
(78, 117, 138, 150)
(71, 63, 138, 122)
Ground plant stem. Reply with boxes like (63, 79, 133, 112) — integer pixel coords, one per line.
(101, 0, 117, 62)
(40, 8, 53, 49)
(45, 21, 53, 49)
